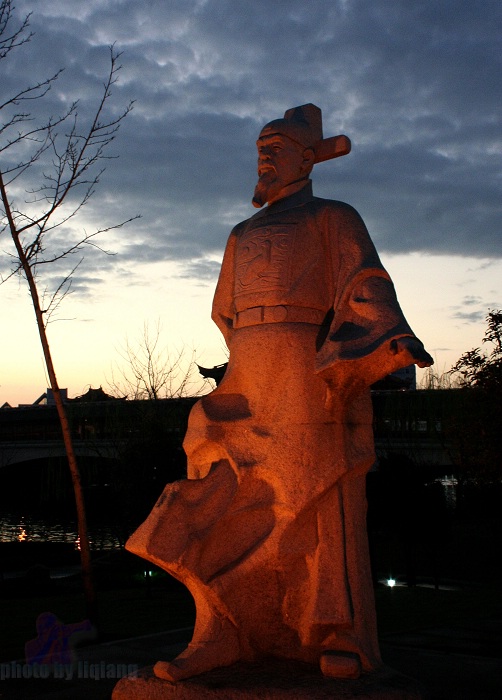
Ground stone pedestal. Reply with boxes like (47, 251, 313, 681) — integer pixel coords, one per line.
(112, 660, 426, 699)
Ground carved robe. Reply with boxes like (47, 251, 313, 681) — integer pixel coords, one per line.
(127, 181, 417, 671)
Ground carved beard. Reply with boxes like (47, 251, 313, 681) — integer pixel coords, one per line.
(252, 170, 310, 209)
(252, 170, 277, 208)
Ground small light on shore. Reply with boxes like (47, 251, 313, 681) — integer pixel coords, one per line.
(387, 578, 396, 588)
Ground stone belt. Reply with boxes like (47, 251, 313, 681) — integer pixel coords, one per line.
(234, 305, 327, 328)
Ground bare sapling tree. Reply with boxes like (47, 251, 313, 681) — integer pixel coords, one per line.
(108, 320, 212, 400)
(0, 1, 136, 623)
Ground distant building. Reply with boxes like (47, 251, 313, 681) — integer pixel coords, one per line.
(372, 365, 416, 391)
(197, 363, 227, 386)
(18, 388, 69, 408)
(72, 387, 125, 403)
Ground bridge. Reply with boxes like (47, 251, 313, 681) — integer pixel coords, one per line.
(0, 435, 455, 470)
(0, 394, 196, 471)
(0, 390, 458, 471)
(0, 439, 120, 469)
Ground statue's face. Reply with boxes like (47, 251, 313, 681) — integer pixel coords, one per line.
(253, 132, 313, 207)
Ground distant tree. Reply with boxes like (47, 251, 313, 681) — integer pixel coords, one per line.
(0, 1, 135, 622)
(450, 310, 502, 392)
(448, 310, 502, 485)
(108, 321, 212, 400)
(419, 365, 460, 390)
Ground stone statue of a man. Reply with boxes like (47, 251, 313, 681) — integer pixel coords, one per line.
(127, 104, 433, 682)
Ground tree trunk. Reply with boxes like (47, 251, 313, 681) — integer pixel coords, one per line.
(1, 172, 98, 624)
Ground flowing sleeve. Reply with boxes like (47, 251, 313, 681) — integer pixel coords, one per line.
(315, 203, 418, 390)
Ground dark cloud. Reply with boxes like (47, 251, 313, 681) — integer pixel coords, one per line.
(177, 258, 223, 283)
(451, 310, 486, 324)
(3, 0, 501, 302)
(450, 295, 492, 325)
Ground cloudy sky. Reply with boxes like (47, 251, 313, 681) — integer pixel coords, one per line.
(0, 0, 501, 405)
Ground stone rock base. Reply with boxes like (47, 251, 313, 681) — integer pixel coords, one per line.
(112, 660, 426, 699)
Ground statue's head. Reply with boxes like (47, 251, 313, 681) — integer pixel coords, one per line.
(252, 104, 351, 208)
(252, 104, 321, 208)
(259, 104, 323, 152)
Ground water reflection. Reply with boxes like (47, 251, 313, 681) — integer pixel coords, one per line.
(0, 511, 122, 550)
(1, 476, 459, 550)
(436, 475, 458, 511)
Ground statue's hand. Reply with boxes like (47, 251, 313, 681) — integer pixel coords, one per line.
(390, 337, 434, 368)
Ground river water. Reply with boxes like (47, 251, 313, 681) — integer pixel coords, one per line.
(0, 510, 123, 550)
(0, 477, 457, 549)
